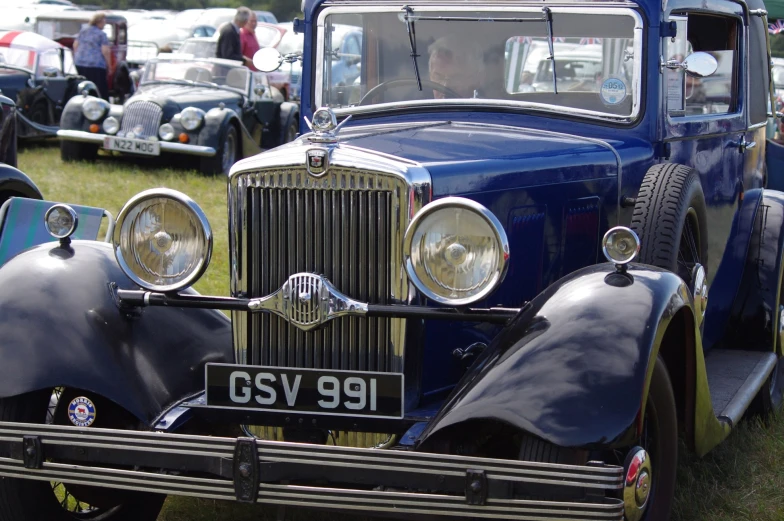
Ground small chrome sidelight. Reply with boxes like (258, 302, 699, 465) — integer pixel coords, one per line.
(248, 273, 368, 331)
(602, 226, 640, 271)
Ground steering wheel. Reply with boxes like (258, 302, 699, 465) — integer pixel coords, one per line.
(358, 78, 462, 105)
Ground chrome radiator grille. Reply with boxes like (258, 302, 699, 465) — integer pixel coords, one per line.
(234, 169, 405, 374)
(119, 101, 162, 138)
(230, 162, 427, 447)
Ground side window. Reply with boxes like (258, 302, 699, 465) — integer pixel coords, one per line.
(748, 15, 770, 124)
(37, 49, 62, 77)
(666, 12, 739, 116)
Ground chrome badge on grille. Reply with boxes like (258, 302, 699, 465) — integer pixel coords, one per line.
(306, 148, 329, 177)
(248, 273, 368, 331)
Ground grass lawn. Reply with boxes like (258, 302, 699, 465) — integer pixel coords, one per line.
(16, 143, 784, 521)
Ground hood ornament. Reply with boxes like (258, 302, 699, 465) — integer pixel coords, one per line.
(303, 107, 351, 177)
(304, 107, 352, 144)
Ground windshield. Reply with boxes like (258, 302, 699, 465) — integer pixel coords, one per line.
(177, 40, 216, 59)
(317, 7, 642, 121)
(142, 59, 249, 92)
(0, 47, 34, 73)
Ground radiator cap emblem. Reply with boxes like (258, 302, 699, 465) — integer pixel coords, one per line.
(68, 396, 97, 427)
(306, 148, 329, 177)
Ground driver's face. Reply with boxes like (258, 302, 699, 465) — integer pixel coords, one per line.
(429, 50, 480, 99)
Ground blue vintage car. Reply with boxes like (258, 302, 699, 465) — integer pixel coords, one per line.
(0, 0, 780, 519)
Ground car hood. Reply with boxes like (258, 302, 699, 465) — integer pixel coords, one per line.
(129, 84, 243, 118)
(0, 70, 30, 102)
(335, 121, 619, 196)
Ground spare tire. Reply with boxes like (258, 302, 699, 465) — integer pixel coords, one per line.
(630, 163, 708, 282)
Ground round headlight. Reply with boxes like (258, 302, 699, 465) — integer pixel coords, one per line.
(159, 123, 175, 141)
(403, 197, 509, 306)
(102, 116, 119, 134)
(82, 97, 108, 121)
(180, 107, 205, 131)
(113, 189, 212, 292)
(44, 204, 78, 239)
(602, 226, 640, 265)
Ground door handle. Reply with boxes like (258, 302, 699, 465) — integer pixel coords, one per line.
(739, 137, 757, 152)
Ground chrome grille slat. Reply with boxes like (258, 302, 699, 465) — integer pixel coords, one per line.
(119, 101, 162, 139)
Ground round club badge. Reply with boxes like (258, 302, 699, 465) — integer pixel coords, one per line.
(68, 396, 97, 427)
(600, 78, 627, 106)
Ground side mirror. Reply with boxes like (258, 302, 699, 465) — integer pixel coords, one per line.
(682, 52, 718, 78)
(253, 84, 266, 96)
(253, 47, 283, 73)
(42, 67, 59, 78)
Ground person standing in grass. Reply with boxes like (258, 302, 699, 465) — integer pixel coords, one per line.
(73, 12, 112, 100)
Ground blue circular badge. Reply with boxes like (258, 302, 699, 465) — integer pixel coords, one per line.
(600, 78, 627, 106)
(68, 396, 97, 427)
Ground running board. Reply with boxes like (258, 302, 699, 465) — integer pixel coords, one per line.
(0, 421, 625, 521)
(704, 349, 777, 426)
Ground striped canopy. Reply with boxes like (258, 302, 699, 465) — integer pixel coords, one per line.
(0, 30, 64, 51)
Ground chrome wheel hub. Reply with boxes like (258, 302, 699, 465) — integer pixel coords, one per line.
(692, 264, 708, 326)
(623, 447, 652, 521)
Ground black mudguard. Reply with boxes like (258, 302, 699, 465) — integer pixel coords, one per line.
(725, 189, 784, 354)
(418, 263, 694, 450)
(0, 240, 233, 426)
(0, 164, 43, 201)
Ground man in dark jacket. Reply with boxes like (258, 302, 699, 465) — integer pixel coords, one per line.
(217, 6, 251, 63)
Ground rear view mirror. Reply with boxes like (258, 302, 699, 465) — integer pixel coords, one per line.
(253, 48, 282, 73)
(682, 52, 718, 78)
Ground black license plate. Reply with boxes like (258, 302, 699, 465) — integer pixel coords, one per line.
(205, 364, 404, 419)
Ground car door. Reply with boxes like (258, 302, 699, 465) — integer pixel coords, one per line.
(250, 71, 277, 133)
(662, 3, 746, 286)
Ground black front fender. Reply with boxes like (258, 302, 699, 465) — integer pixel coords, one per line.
(0, 164, 43, 201)
(0, 241, 233, 425)
(419, 263, 693, 450)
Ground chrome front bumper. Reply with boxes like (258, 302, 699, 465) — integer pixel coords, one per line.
(0, 421, 624, 520)
(56, 129, 216, 157)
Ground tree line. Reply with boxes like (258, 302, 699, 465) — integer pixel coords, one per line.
(70, 0, 303, 23)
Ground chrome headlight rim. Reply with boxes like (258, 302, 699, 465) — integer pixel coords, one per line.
(44, 203, 78, 239)
(403, 196, 510, 306)
(82, 96, 109, 121)
(102, 116, 119, 134)
(113, 188, 213, 293)
(180, 107, 205, 131)
(159, 122, 175, 141)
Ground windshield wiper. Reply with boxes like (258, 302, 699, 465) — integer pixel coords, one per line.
(543, 7, 558, 94)
(401, 5, 423, 91)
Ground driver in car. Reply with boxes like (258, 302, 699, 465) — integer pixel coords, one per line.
(427, 35, 486, 99)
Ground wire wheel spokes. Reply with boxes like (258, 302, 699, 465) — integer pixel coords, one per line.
(47, 387, 99, 516)
(677, 207, 701, 282)
(51, 481, 99, 515)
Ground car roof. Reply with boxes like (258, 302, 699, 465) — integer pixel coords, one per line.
(0, 29, 64, 51)
(35, 10, 126, 23)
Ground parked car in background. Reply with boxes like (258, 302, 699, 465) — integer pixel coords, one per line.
(0, 94, 43, 203)
(0, 95, 18, 168)
(33, 10, 132, 103)
(57, 55, 299, 174)
(0, 30, 98, 139)
(256, 10, 278, 24)
(127, 8, 236, 54)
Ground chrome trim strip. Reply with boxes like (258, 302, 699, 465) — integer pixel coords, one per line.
(314, 5, 644, 123)
(56, 130, 217, 157)
(0, 421, 624, 492)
